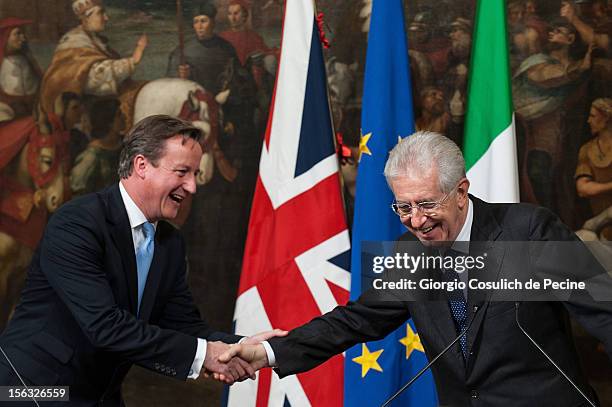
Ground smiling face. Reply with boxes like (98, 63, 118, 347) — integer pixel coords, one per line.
(138, 135, 202, 221)
(389, 167, 469, 246)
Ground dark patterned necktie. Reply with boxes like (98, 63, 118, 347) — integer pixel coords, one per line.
(442, 249, 468, 359)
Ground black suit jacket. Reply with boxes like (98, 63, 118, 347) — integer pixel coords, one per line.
(268, 196, 612, 407)
(0, 184, 240, 405)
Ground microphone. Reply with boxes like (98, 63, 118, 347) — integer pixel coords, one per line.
(0, 345, 41, 407)
(514, 302, 597, 407)
(381, 314, 476, 407)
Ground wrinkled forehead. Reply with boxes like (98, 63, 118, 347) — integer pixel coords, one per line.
(389, 171, 443, 201)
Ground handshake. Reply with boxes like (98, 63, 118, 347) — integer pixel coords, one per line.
(202, 329, 287, 384)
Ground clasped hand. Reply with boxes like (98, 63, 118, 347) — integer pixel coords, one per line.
(202, 329, 287, 384)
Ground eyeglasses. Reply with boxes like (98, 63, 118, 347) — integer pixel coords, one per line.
(391, 189, 455, 218)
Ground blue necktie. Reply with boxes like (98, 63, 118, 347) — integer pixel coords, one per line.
(136, 222, 155, 315)
(442, 249, 469, 359)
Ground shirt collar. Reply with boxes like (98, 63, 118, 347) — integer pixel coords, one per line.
(451, 197, 473, 253)
(119, 181, 157, 230)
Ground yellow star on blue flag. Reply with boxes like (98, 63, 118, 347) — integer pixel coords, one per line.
(399, 323, 424, 359)
(359, 130, 372, 161)
(352, 343, 384, 378)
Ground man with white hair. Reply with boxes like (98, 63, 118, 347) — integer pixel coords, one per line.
(38, 0, 147, 131)
(220, 132, 612, 406)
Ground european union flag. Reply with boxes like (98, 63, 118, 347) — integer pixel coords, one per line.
(344, 0, 438, 405)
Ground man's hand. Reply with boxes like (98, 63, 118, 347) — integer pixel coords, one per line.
(132, 34, 148, 64)
(203, 341, 256, 384)
(242, 328, 288, 345)
(219, 343, 269, 372)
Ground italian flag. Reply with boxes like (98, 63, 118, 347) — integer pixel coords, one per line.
(463, 0, 520, 203)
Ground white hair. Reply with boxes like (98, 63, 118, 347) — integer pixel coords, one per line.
(383, 131, 465, 193)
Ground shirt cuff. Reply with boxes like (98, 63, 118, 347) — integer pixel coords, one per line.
(261, 340, 276, 367)
(187, 338, 207, 380)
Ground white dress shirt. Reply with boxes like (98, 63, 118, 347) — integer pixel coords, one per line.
(453, 197, 473, 248)
(119, 182, 206, 379)
(452, 198, 473, 298)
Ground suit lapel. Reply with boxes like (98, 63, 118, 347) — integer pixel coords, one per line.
(106, 184, 139, 315)
(465, 196, 505, 367)
(138, 224, 167, 321)
(425, 300, 465, 360)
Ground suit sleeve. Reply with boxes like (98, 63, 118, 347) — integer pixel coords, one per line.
(40, 205, 197, 380)
(528, 206, 612, 360)
(268, 289, 410, 377)
(155, 235, 241, 344)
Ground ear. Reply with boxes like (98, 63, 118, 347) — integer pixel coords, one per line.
(457, 177, 470, 207)
(132, 154, 148, 179)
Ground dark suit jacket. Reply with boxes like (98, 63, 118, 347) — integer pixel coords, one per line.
(0, 184, 240, 406)
(268, 196, 612, 407)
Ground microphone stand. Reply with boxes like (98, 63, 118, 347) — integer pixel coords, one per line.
(381, 316, 476, 407)
(0, 345, 41, 407)
(515, 302, 597, 407)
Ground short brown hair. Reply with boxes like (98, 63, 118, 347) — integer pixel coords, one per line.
(118, 115, 203, 178)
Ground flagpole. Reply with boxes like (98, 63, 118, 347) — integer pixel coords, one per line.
(311, 0, 349, 212)
(311, 0, 337, 143)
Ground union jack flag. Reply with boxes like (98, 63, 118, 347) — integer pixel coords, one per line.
(225, 0, 351, 405)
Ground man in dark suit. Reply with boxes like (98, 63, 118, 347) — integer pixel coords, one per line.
(0, 115, 284, 405)
(220, 132, 612, 406)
